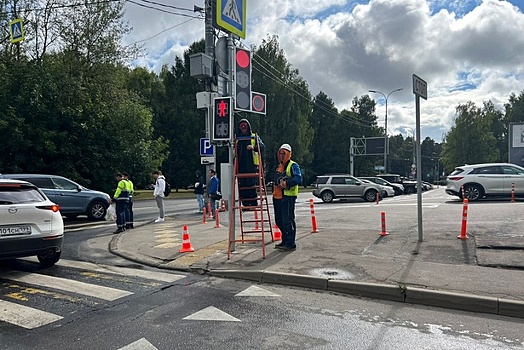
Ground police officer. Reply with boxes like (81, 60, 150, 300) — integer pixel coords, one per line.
(111, 173, 130, 234)
(122, 172, 134, 229)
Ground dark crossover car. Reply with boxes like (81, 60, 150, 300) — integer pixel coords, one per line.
(377, 173, 417, 194)
(0, 179, 64, 267)
(0, 174, 110, 220)
(312, 174, 382, 203)
(359, 176, 405, 196)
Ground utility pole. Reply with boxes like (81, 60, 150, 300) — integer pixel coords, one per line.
(205, 0, 216, 173)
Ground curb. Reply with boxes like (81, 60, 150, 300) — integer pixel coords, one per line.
(208, 269, 524, 319)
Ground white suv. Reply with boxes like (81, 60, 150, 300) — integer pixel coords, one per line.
(446, 163, 524, 201)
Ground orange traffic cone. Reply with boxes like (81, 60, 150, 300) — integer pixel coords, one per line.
(214, 210, 220, 228)
(179, 225, 195, 253)
(273, 224, 282, 241)
(220, 199, 227, 211)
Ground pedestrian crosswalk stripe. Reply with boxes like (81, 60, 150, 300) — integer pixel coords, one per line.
(0, 299, 63, 329)
(3, 271, 133, 301)
(183, 306, 240, 322)
(118, 338, 158, 350)
(22, 258, 187, 283)
(235, 285, 280, 297)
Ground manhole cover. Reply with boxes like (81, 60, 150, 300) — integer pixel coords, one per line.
(309, 268, 355, 280)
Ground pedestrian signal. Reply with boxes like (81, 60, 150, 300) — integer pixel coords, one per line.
(234, 47, 251, 111)
(212, 97, 232, 142)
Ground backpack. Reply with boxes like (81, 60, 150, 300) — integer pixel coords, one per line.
(164, 181, 171, 197)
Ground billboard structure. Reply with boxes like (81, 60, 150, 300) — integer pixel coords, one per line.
(509, 123, 524, 166)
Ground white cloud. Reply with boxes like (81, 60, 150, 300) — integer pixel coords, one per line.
(123, 0, 524, 142)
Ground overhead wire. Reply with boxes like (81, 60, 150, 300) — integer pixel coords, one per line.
(251, 51, 377, 130)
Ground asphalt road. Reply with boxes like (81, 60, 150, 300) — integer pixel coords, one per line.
(1, 189, 524, 348)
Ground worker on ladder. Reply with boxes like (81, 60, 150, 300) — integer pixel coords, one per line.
(235, 119, 265, 208)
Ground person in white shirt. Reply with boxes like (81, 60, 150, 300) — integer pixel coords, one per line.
(151, 171, 165, 222)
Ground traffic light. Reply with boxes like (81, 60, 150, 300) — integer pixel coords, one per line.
(234, 47, 251, 111)
(212, 96, 232, 142)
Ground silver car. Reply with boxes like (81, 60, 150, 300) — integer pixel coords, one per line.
(312, 174, 382, 203)
(446, 163, 524, 201)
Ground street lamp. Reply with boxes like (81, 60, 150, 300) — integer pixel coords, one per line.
(369, 88, 403, 173)
(400, 125, 416, 165)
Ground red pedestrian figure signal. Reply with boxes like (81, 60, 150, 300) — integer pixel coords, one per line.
(218, 100, 228, 117)
(212, 97, 232, 142)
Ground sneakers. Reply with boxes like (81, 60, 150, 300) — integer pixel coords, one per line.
(113, 228, 124, 234)
(154, 218, 165, 223)
(275, 243, 285, 248)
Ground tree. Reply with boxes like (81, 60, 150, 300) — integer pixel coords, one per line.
(441, 102, 499, 173)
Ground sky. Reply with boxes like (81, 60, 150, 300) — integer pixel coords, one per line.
(122, 0, 524, 143)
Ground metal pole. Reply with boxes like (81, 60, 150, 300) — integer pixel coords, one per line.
(205, 0, 215, 172)
(227, 33, 236, 251)
(415, 96, 423, 242)
(384, 99, 388, 173)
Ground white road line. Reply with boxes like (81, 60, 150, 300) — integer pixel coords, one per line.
(0, 300, 63, 329)
(2, 271, 133, 301)
(118, 338, 158, 350)
(57, 259, 186, 283)
(183, 306, 241, 322)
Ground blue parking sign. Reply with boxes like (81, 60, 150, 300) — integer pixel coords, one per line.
(200, 138, 214, 156)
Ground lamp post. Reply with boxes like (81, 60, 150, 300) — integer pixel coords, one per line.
(369, 88, 403, 173)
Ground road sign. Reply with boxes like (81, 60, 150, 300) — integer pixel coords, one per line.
(251, 92, 266, 115)
(200, 138, 215, 156)
(9, 18, 24, 44)
(215, 0, 246, 39)
(212, 96, 232, 142)
(201, 157, 215, 165)
(412, 74, 427, 100)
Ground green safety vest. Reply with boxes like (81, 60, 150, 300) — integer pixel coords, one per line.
(250, 134, 260, 166)
(283, 160, 299, 196)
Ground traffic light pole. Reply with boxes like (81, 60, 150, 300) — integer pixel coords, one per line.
(205, 0, 216, 173)
(227, 33, 236, 250)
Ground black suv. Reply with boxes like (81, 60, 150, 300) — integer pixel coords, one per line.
(377, 174, 417, 194)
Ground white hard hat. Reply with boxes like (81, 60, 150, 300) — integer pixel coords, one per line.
(280, 143, 292, 152)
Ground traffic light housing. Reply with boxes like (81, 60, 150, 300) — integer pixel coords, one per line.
(212, 96, 232, 142)
(234, 47, 251, 111)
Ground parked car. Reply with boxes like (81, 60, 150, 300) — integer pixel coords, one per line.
(377, 173, 417, 194)
(446, 163, 524, 201)
(0, 179, 64, 267)
(359, 178, 395, 198)
(359, 176, 404, 196)
(312, 174, 382, 203)
(0, 174, 110, 220)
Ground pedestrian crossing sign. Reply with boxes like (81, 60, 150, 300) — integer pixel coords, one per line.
(215, 0, 246, 39)
(9, 18, 24, 44)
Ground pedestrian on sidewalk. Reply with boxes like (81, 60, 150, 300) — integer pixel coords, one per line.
(235, 119, 265, 208)
(273, 144, 302, 251)
(111, 173, 130, 234)
(194, 170, 205, 213)
(122, 172, 134, 229)
(151, 170, 166, 223)
(207, 169, 220, 219)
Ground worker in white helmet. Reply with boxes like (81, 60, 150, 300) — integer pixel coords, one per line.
(273, 143, 302, 252)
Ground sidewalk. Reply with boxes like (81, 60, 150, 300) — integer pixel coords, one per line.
(109, 209, 524, 319)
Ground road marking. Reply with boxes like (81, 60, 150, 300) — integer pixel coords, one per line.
(22, 258, 186, 283)
(183, 306, 240, 322)
(118, 338, 158, 350)
(2, 271, 133, 301)
(0, 299, 63, 329)
(235, 285, 280, 297)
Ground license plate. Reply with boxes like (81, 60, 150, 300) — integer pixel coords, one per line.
(0, 226, 32, 236)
